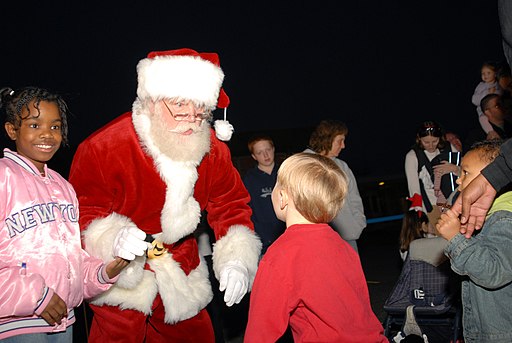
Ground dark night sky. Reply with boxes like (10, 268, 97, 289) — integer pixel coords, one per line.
(0, 1, 505, 178)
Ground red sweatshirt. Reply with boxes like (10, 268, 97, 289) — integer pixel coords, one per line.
(245, 223, 387, 343)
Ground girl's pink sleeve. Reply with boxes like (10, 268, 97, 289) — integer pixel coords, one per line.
(0, 264, 47, 317)
(80, 249, 117, 299)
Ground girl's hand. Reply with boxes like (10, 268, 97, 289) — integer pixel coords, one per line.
(436, 209, 461, 241)
(40, 293, 67, 325)
(105, 257, 130, 279)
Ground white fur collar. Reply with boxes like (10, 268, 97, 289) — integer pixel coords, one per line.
(131, 100, 205, 244)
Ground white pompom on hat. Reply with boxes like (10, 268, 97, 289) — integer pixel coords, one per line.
(137, 48, 233, 141)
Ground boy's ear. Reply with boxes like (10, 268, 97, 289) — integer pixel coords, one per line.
(5, 123, 17, 141)
(280, 189, 289, 204)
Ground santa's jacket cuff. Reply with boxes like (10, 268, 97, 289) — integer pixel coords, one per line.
(82, 212, 214, 323)
(212, 225, 262, 289)
(89, 256, 212, 324)
(82, 213, 146, 289)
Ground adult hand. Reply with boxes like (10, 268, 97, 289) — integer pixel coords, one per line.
(451, 173, 496, 238)
(112, 226, 148, 261)
(487, 130, 501, 140)
(219, 260, 249, 307)
(40, 293, 67, 325)
(433, 161, 459, 177)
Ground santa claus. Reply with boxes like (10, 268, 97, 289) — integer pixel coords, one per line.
(69, 48, 261, 342)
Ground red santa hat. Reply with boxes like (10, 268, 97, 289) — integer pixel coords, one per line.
(136, 48, 234, 140)
(407, 193, 424, 218)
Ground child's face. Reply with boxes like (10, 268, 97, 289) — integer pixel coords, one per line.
(251, 140, 275, 168)
(481, 66, 496, 83)
(456, 150, 487, 191)
(4, 100, 62, 173)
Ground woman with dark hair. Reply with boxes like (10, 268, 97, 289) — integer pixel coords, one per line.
(304, 120, 366, 253)
(402, 121, 459, 255)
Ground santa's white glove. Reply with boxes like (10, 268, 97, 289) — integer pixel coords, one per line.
(219, 260, 249, 307)
(112, 226, 149, 261)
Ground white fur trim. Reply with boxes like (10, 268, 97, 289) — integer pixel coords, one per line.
(149, 255, 213, 324)
(131, 106, 205, 244)
(212, 225, 262, 290)
(89, 270, 157, 315)
(90, 257, 212, 321)
(82, 213, 146, 288)
(137, 55, 224, 108)
(214, 120, 234, 141)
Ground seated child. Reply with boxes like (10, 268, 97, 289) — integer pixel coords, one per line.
(436, 139, 512, 342)
(244, 152, 387, 343)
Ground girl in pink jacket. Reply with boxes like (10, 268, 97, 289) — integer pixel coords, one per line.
(0, 87, 147, 342)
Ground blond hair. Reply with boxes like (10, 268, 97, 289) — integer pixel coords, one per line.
(277, 152, 348, 223)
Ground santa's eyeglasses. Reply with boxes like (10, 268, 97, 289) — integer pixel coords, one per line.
(162, 100, 210, 121)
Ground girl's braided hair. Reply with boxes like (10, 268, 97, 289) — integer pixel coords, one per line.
(0, 86, 69, 145)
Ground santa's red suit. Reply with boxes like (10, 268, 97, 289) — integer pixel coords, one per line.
(69, 50, 261, 342)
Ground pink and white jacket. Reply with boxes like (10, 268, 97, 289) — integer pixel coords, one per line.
(0, 149, 116, 340)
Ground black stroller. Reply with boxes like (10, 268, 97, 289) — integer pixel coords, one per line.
(383, 237, 463, 343)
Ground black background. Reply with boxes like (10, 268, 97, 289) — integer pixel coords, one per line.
(0, 1, 505, 177)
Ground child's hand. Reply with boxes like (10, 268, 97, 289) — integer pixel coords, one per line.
(106, 257, 130, 279)
(435, 209, 461, 241)
(40, 293, 67, 325)
(489, 86, 496, 93)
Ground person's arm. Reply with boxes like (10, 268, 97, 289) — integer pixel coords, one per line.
(0, 263, 47, 318)
(405, 150, 421, 197)
(432, 161, 460, 177)
(445, 215, 512, 289)
(471, 82, 488, 107)
(205, 140, 261, 306)
(244, 259, 290, 342)
(479, 114, 496, 135)
(481, 138, 512, 191)
(329, 162, 366, 241)
(451, 138, 512, 236)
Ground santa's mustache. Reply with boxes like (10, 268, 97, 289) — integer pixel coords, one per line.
(168, 121, 205, 134)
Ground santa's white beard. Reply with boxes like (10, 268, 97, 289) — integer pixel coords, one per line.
(148, 113, 211, 163)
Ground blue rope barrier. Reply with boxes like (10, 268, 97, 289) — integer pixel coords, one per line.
(366, 214, 404, 224)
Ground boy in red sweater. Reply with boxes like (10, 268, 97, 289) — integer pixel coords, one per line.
(245, 153, 386, 342)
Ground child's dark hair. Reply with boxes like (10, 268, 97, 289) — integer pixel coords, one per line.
(399, 210, 428, 254)
(0, 87, 69, 145)
(469, 139, 503, 164)
(480, 93, 500, 113)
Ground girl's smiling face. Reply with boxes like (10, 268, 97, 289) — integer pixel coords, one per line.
(5, 100, 62, 173)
